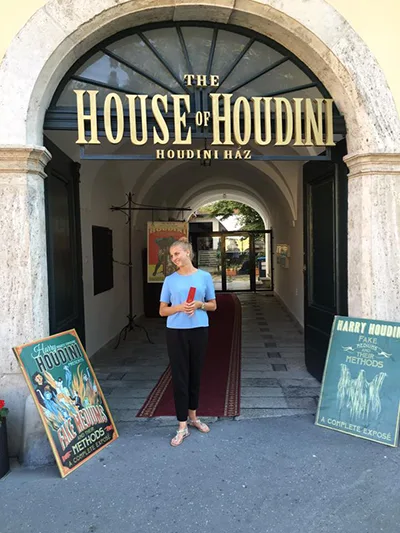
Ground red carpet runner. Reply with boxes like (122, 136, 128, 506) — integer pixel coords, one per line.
(136, 293, 242, 418)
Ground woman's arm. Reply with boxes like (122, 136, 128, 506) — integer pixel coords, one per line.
(159, 301, 185, 317)
(185, 299, 217, 316)
(199, 299, 217, 312)
(160, 299, 217, 317)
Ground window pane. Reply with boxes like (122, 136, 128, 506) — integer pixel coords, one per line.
(76, 52, 130, 88)
(211, 30, 250, 79)
(74, 50, 171, 96)
(57, 79, 126, 107)
(231, 61, 312, 97)
(144, 27, 188, 82)
(270, 87, 323, 100)
(181, 27, 213, 73)
(57, 79, 167, 108)
(235, 74, 317, 100)
(221, 41, 284, 91)
(107, 34, 182, 92)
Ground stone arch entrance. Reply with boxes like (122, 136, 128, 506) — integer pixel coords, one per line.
(2, 0, 400, 461)
(0, 1, 399, 150)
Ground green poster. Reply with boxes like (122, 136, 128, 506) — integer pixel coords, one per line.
(13, 330, 118, 477)
(316, 316, 400, 447)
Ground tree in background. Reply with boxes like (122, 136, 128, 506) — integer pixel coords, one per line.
(200, 201, 264, 231)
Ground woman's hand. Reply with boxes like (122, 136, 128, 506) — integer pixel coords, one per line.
(159, 302, 191, 317)
(183, 300, 202, 316)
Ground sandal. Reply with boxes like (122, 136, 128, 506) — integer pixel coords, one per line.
(188, 418, 210, 433)
(170, 427, 190, 447)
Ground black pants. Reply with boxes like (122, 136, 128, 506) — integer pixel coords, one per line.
(166, 327, 209, 422)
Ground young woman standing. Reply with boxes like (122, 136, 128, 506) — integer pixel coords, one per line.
(159, 238, 217, 446)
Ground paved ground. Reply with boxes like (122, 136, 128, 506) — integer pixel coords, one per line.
(92, 293, 320, 424)
(239, 294, 319, 417)
(2, 415, 400, 533)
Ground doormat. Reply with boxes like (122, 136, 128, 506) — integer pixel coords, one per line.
(136, 293, 242, 418)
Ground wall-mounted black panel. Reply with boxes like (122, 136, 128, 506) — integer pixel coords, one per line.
(92, 226, 114, 295)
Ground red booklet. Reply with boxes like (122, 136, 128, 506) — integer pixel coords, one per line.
(187, 287, 196, 303)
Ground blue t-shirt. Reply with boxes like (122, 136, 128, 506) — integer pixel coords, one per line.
(160, 269, 216, 329)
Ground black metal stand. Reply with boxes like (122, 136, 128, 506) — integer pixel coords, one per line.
(110, 193, 191, 349)
(111, 193, 153, 348)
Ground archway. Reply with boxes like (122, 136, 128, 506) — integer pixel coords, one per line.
(2, 0, 400, 462)
(1, 1, 399, 151)
(1, 1, 398, 325)
(188, 195, 273, 293)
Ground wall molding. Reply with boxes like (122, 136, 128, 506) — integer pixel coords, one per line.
(344, 152, 400, 179)
(0, 145, 51, 178)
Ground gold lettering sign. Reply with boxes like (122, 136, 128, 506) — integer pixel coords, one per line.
(74, 74, 336, 150)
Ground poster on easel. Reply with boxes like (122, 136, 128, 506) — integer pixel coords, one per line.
(316, 316, 400, 447)
(13, 330, 118, 478)
(147, 221, 188, 283)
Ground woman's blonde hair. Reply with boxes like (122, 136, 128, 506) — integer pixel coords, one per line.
(170, 237, 194, 260)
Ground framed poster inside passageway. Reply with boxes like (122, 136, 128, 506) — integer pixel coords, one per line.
(147, 221, 188, 283)
(316, 316, 400, 447)
(13, 330, 118, 477)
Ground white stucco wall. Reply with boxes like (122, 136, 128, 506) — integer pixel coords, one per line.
(79, 161, 130, 356)
(272, 171, 304, 326)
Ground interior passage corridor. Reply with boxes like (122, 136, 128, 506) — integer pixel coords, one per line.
(93, 294, 320, 425)
(237, 293, 320, 419)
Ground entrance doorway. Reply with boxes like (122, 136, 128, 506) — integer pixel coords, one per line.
(193, 230, 273, 292)
(42, 20, 348, 385)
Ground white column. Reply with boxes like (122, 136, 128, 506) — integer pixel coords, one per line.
(0, 146, 51, 458)
(344, 153, 400, 320)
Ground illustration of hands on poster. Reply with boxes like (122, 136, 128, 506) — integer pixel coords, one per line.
(316, 316, 400, 446)
(13, 330, 118, 477)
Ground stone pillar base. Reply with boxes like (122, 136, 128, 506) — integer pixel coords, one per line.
(20, 396, 54, 466)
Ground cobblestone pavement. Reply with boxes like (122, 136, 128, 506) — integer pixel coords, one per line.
(238, 293, 320, 419)
(92, 293, 320, 426)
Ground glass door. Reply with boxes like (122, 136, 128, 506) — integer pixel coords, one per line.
(254, 232, 273, 291)
(196, 235, 222, 290)
(224, 234, 251, 291)
(193, 231, 273, 292)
